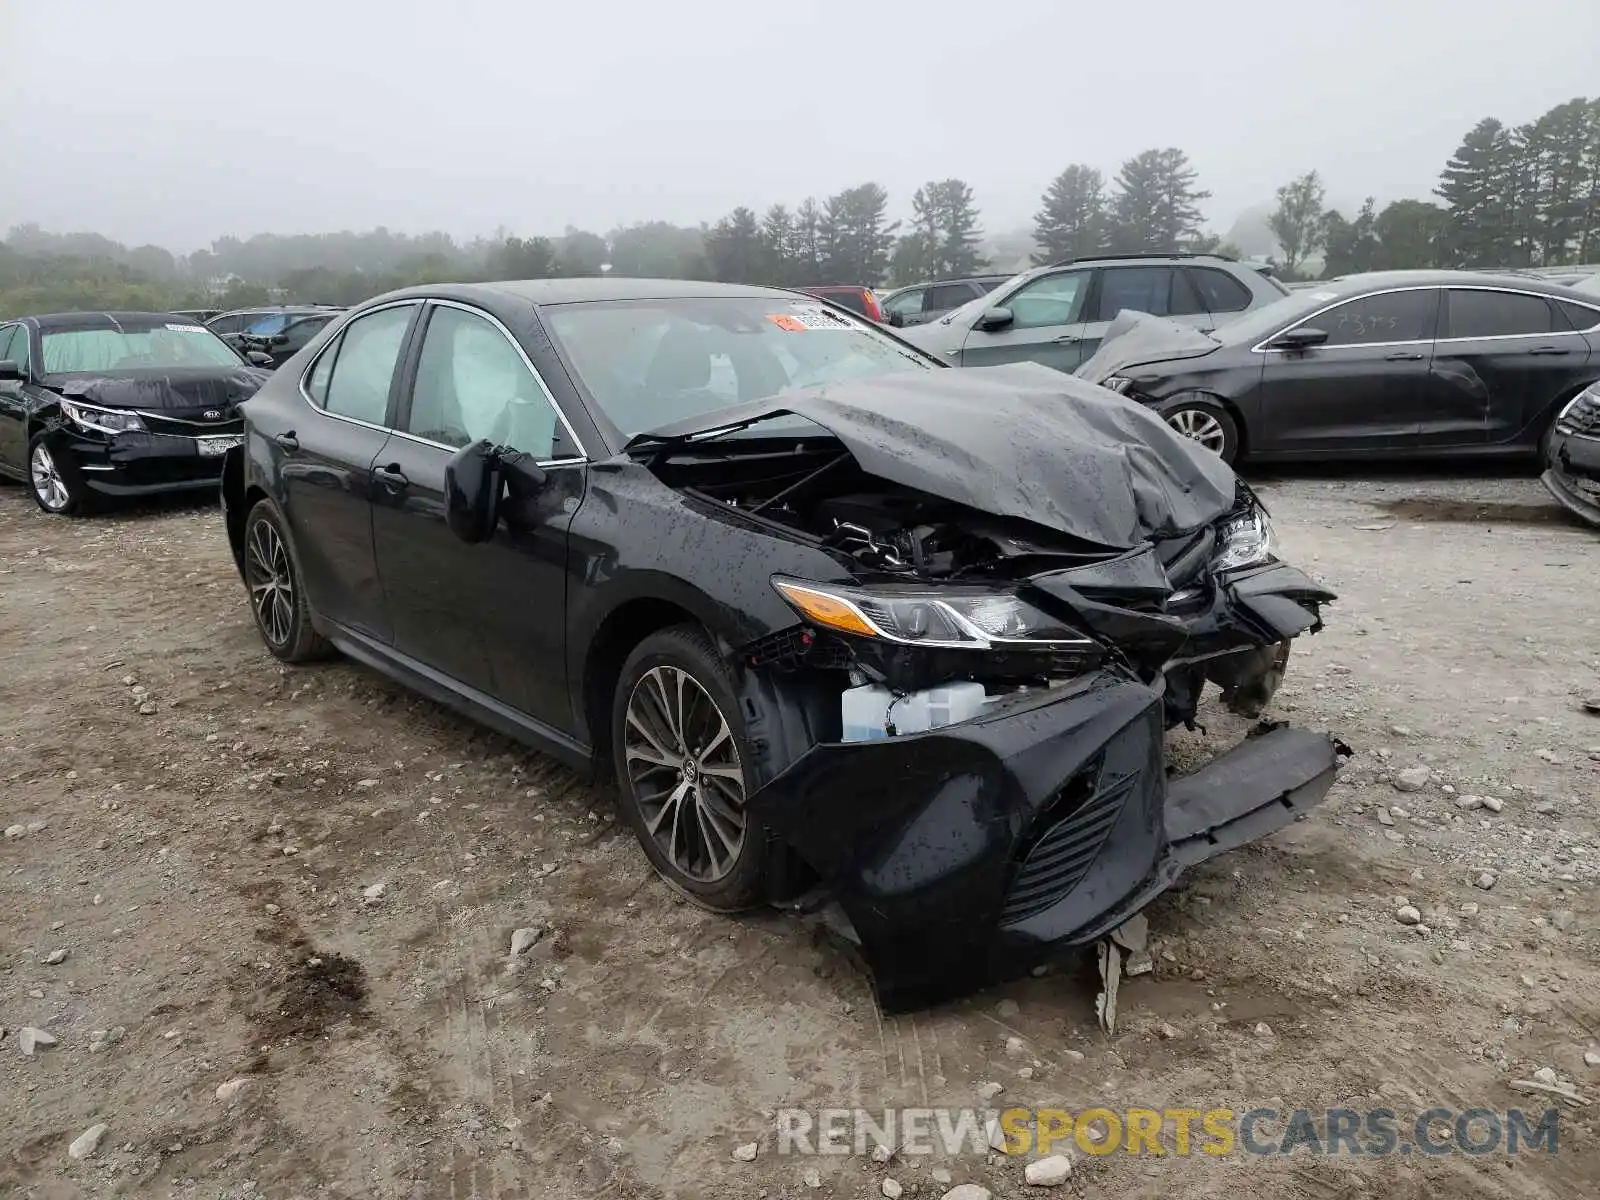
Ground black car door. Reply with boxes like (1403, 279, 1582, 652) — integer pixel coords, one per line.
(0, 323, 27, 472)
(1430, 287, 1595, 449)
(369, 300, 586, 735)
(275, 301, 421, 642)
(1254, 287, 1442, 455)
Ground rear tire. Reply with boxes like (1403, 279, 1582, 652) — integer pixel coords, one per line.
(243, 500, 332, 663)
(1158, 395, 1240, 466)
(28, 435, 90, 515)
(611, 624, 770, 911)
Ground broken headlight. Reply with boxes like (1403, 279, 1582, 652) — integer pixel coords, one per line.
(1212, 506, 1276, 573)
(59, 398, 147, 435)
(770, 576, 1098, 650)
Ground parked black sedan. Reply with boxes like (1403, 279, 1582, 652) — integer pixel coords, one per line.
(0, 312, 269, 514)
(220, 279, 1345, 1010)
(1076, 270, 1600, 465)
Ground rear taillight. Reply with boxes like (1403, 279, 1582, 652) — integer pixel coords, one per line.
(863, 291, 883, 322)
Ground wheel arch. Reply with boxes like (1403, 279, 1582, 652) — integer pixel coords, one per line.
(1156, 389, 1250, 459)
(580, 596, 708, 778)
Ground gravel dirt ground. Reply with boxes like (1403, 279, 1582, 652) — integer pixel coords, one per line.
(2, 466, 1598, 1200)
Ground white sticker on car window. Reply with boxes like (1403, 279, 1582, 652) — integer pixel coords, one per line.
(165, 323, 206, 333)
(767, 306, 853, 332)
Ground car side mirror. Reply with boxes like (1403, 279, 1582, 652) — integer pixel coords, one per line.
(444, 440, 504, 543)
(246, 350, 275, 368)
(975, 307, 1014, 332)
(498, 448, 548, 502)
(1267, 327, 1329, 350)
(0, 359, 22, 382)
(886, 310, 905, 328)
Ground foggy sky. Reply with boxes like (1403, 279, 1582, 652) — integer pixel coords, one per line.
(3, 0, 1596, 252)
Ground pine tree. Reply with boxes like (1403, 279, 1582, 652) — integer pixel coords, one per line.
(818, 183, 896, 284)
(792, 198, 825, 286)
(704, 207, 761, 283)
(1373, 200, 1447, 269)
(907, 179, 986, 278)
(1031, 165, 1106, 264)
(1267, 171, 1328, 278)
(1436, 118, 1524, 267)
(758, 204, 795, 285)
(1107, 149, 1211, 252)
(888, 232, 930, 286)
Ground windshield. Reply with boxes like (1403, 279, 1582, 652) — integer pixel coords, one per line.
(246, 313, 291, 335)
(41, 323, 245, 373)
(542, 296, 935, 437)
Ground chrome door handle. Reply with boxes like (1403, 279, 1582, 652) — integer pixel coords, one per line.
(372, 464, 409, 489)
(272, 431, 299, 451)
(1384, 352, 1425, 362)
(1053, 334, 1081, 344)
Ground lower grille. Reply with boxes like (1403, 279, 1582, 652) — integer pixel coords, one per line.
(1000, 773, 1136, 925)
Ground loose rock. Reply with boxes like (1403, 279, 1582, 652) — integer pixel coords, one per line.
(1375, 808, 1395, 827)
(1025, 1154, 1074, 1186)
(1584, 1050, 1600, 1068)
(3, 824, 24, 839)
(1004, 1036, 1026, 1058)
(931, 1168, 953, 1185)
(509, 927, 543, 957)
(995, 998, 1020, 1020)
(882, 1179, 904, 1199)
(977, 1081, 1004, 1101)
(44, 948, 68, 965)
(1396, 905, 1422, 926)
(1394, 766, 1431, 792)
(1482, 796, 1504, 813)
(803, 1166, 822, 1189)
(731, 1141, 758, 1162)
(1474, 872, 1498, 891)
(1552, 910, 1576, 933)
(942, 1186, 993, 1200)
(17, 1027, 57, 1056)
(216, 1078, 249, 1102)
(68, 1123, 108, 1160)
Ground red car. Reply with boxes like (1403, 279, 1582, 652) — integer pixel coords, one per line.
(799, 285, 884, 323)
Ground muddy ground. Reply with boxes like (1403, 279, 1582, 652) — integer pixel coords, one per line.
(2, 466, 1598, 1200)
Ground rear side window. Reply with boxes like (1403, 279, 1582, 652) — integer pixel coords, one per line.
(1092, 267, 1178, 322)
(924, 282, 977, 312)
(1557, 299, 1600, 331)
(1190, 266, 1253, 314)
(1445, 290, 1557, 339)
(309, 305, 414, 425)
(1308, 289, 1439, 346)
(0, 325, 17, 367)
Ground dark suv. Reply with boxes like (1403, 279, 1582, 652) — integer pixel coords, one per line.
(880, 275, 1011, 328)
(208, 306, 344, 368)
(898, 253, 1287, 373)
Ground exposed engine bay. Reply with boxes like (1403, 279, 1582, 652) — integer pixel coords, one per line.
(647, 438, 1326, 730)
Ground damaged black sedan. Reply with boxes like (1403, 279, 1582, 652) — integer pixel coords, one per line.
(0, 312, 269, 514)
(220, 279, 1346, 1010)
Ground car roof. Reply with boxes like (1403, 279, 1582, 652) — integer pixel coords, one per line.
(1318, 269, 1586, 295)
(23, 311, 205, 331)
(376, 277, 811, 307)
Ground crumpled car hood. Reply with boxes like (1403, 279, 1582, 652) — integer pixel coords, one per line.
(1075, 311, 1222, 384)
(49, 367, 269, 412)
(636, 361, 1239, 550)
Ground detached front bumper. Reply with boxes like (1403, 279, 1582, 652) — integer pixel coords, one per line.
(749, 674, 1347, 1012)
(45, 426, 240, 496)
(1542, 421, 1600, 529)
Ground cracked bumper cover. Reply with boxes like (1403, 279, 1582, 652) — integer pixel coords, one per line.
(44, 425, 232, 495)
(748, 673, 1347, 1012)
(1542, 424, 1600, 529)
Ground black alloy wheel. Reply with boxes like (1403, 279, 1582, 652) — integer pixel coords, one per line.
(243, 501, 331, 662)
(612, 625, 768, 909)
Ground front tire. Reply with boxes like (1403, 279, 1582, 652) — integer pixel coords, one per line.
(28, 436, 88, 515)
(243, 500, 331, 663)
(611, 625, 769, 910)
(1158, 395, 1240, 465)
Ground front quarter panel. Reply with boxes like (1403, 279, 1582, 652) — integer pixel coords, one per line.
(563, 458, 851, 743)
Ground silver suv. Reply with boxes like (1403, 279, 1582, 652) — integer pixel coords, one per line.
(897, 253, 1288, 372)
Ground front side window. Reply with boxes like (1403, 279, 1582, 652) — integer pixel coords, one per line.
(317, 305, 414, 425)
(407, 306, 564, 457)
(40, 323, 244, 372)
(544, 296, 932, 437)
(1003, 271, 1089, 330)
(246, 314, 291, 336)
(1444, 289, 1556, 339)
(882, 289, 924, 319)
(0, 325, 18, 368)
(1299, 289, 1439, 346)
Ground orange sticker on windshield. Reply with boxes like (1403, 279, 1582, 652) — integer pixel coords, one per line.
(766, 314, 808, 332)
